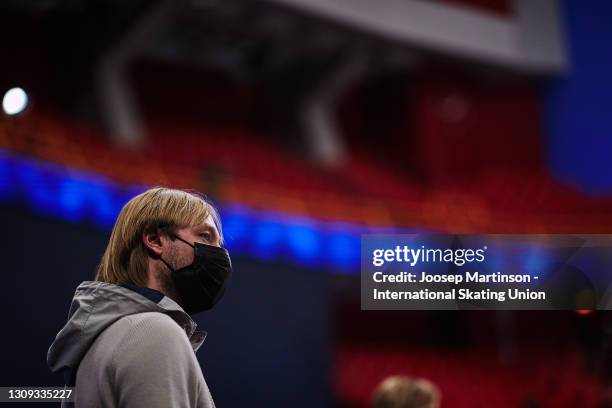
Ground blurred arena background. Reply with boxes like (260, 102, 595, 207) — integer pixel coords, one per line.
(1, 0, 612, 407)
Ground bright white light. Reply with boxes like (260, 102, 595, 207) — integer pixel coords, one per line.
(2, 87, 28, 115)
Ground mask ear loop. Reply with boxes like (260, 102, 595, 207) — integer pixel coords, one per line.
(156, 224, 199, 274)
(148, 223, 184, 272)
(158, 256, 176, 273)
(145, 240, 175, 273)
(172, 234, 195, 249)
(158, 222, 195, 249)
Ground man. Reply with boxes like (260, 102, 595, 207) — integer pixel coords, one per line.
(371, 376, 441, 408)
(47, 187, 232, 407)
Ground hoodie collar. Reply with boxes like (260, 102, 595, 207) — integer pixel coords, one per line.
(119, 282, 207, 351)
(47, 281, 207, 378)
(119, 283, 164, 303)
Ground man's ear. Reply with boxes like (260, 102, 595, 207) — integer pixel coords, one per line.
(142, 228, 165, 258)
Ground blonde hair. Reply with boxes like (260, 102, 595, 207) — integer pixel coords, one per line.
(372, 376, 440, 408)
(95, 187, 222, 285)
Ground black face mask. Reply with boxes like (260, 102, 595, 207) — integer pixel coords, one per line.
(159, 235, 232, 315)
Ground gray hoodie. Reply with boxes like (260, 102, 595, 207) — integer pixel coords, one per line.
(47, 281, 215, 408)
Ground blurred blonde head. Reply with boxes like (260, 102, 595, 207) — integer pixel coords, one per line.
(95, 187, 222, 286)
(371, 376, 440, 408)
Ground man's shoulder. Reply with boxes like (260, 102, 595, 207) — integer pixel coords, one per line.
(98, 312, 186, 346)
(112, 312, 189, 342)
(107, 312, 193, 361)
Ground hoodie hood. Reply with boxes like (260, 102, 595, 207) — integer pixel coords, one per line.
(47, 281, 206, 382)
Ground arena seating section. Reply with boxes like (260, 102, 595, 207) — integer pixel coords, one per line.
(1, 69, 611, 234)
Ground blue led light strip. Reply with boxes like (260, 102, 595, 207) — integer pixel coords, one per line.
(0, 149, 409, 273)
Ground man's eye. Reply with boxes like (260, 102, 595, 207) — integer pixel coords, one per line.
(201, 232, 211, 241)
